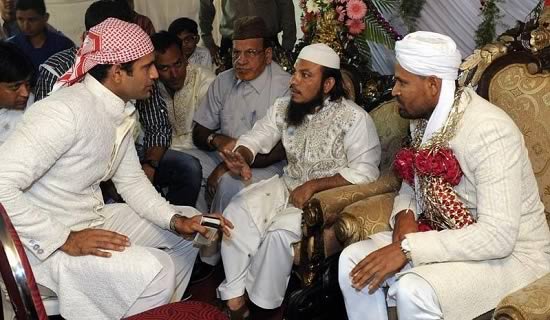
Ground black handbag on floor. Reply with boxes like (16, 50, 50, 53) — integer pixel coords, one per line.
(285, 253, 348, 320)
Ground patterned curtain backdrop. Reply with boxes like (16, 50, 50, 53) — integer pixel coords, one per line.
(46, 0, 538, 74)
(370, 0, 538, 74)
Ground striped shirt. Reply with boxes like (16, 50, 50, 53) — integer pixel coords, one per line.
(34, 47, 172, 149)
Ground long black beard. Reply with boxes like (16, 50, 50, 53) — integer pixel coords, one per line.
(286, 88, 324, 127)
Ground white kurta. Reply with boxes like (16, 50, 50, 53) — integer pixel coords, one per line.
(218, 97, 381, 308)
(236, 97, 382, 232)
(386, 88, 550, 319)
(0, 75, 201, 319)
(188, 47, 213, 70)
(159, 63, 215, 151)
(0, 108, 23, 146)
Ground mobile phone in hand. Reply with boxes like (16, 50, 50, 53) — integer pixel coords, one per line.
(193, 216, 221, 246)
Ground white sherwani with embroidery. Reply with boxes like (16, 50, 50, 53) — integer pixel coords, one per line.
(218, 97, 381, 308)
(0, 75, 201, 319)
(339, 88, 550, 320)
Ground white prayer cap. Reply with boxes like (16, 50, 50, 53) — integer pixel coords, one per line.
(297, 43, 340, 69)
(395, 31, 462, 80)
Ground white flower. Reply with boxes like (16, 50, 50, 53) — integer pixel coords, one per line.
(306, 0, 320, 13)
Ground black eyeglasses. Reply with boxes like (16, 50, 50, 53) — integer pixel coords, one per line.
(231, 48, 265, 60)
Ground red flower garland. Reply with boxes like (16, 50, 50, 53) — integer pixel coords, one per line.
(394, 147, 463, 187)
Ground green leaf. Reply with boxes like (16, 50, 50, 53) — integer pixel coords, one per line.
(369, 0, 399, 14)
(399, 0, 426, 32)
(360, 13, 396, 49)
(354, 37, 373, 62)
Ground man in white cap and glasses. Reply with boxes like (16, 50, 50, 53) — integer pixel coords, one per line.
(338, 31, 550, 320)
(217, 42, 381, 319)
(0, 18, 232, 319)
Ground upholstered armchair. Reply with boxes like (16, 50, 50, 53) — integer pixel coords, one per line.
(476, 51, 550, 320)
(293, 98, 409, 286)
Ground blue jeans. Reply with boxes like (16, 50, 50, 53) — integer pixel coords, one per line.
(154, 149, 202, 206)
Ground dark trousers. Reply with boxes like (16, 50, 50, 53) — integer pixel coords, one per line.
(154, 149, 202, 207)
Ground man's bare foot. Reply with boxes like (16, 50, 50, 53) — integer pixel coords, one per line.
(227, 296, 246, 311)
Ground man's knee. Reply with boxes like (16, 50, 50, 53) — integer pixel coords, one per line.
(148, 250, 177, 302)
(340, 240, 378, 268)
(264, 229, 297, 251)
(394, 274, 438, 310)
(167, 152, 202, 176)
(217, 173, 245, 195)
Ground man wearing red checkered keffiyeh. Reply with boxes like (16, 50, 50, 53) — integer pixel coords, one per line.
(0, 17, 233, 319)
(54, 17, 154, 94)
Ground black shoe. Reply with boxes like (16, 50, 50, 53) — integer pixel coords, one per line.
(190, 259, 216, 284)
(181, 288, 193, 301)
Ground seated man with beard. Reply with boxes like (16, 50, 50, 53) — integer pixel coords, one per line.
(217, 43, 381, 318)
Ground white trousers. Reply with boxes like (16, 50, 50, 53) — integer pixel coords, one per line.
(218, 190, 301, 309)
(338, 232, 443, 320)
(3, 204, 199, 319)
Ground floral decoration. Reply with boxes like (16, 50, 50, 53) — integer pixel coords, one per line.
(300, 0, 400, 43)
(394, 147, 463, 187)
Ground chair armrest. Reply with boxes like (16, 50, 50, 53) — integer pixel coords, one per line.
(493, 272, 550, 320)
(333, 192, 395, 247)
(303, 170, 401, 229)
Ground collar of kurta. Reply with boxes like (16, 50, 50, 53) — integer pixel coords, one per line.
(82, 74, 135, 125)
(305, 97, 342, 120)
(158, 63, 195, 100)
(235, 63, 271, 94)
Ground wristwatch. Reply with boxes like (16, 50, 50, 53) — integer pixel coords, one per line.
(400, 238, 412, 261)
(141, 159, 160, 169)
(170, 214, 184, 232)
(206, 133, 218, 149)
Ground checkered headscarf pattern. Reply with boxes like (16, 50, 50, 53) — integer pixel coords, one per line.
(56, 18, 154, 88)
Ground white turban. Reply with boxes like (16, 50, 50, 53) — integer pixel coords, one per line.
(395, 31, 463, 145)
(395, 31, 462, 80)
(297, 43, 340, 69)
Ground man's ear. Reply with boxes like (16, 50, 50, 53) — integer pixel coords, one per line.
(44, 12, 49, 22)
(111, 64, 124, 84)
(264, 47, 273, 64)
(427, 76, 442, 98)
(323, 77, 336, 95)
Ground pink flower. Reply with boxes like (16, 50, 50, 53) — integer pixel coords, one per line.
(336, 6, 346, 22)
(346, 0, 367, 20)
(394, 148, 415, 185)
(346, 19, 365, 35)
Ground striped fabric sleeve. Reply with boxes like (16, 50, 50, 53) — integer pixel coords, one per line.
(135, 82, 172, 149)
(34, 47, 77, 101)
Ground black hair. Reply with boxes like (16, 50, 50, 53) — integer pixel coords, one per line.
(112, 0, 136, 17)
(88, 61, 134, 82)
(151, 30, 182, 54)
(168, 17, 198, 35)
(0, 42, 34, 83)
(84, 0, 132, 31)
(15, 0, 46, 16)
(341, 67, 361, 101)
(322, 66, 346, 101)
